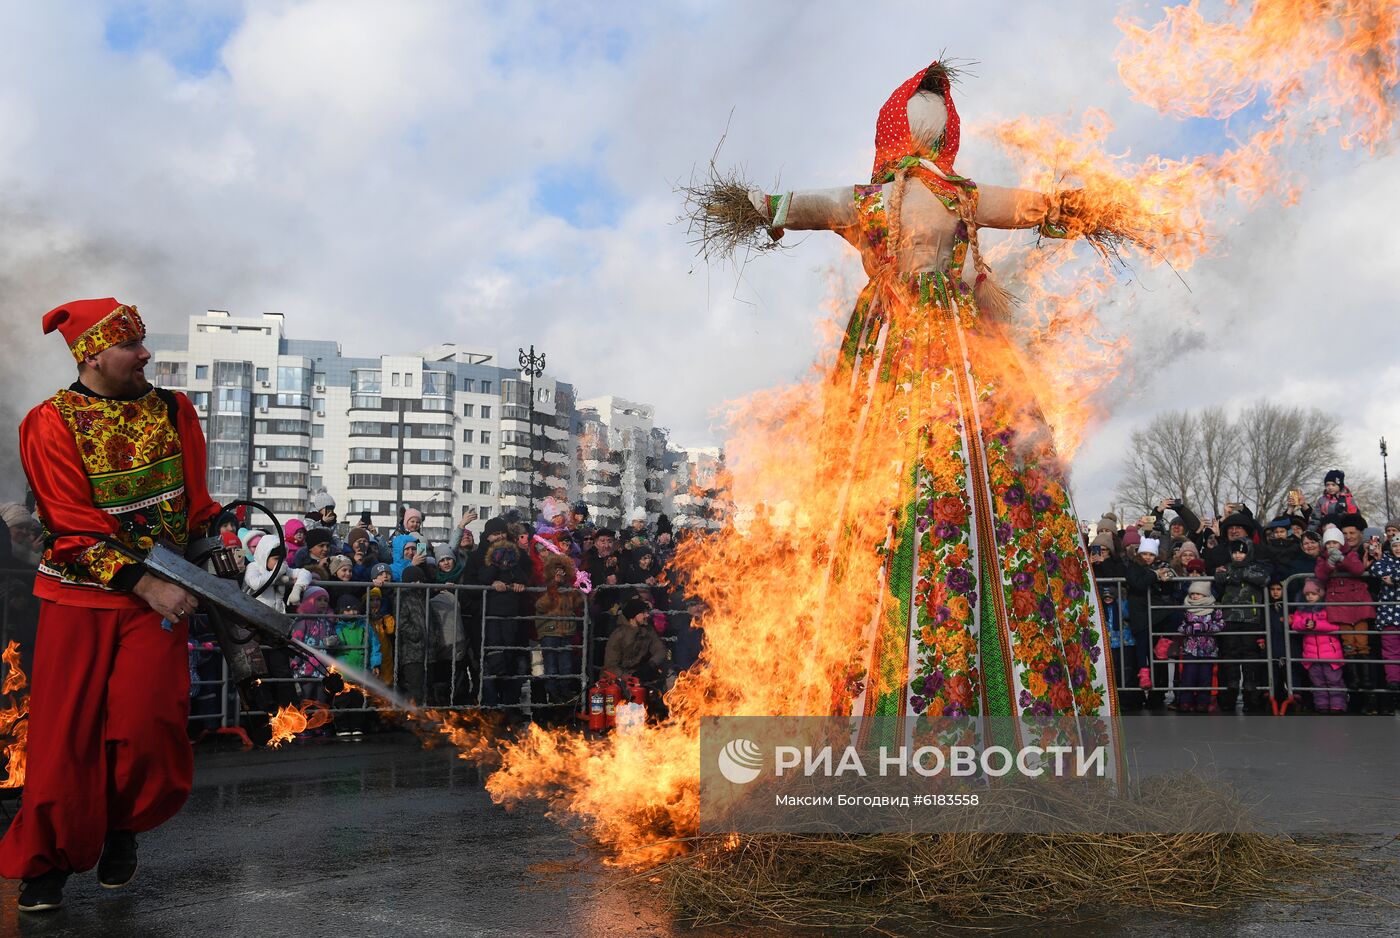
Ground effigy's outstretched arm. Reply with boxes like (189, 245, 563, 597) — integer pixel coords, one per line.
(974, 185, 1061, 232)
(977, 185, 1151, 260)
(747, 186, 859, 236)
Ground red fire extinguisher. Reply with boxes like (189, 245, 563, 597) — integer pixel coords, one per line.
(625, 675, 646, 707)
(599, 671, 624, 729)
(587, 683, 606, 732)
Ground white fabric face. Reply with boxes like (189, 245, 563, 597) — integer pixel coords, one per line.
(906, 91, 948, 153)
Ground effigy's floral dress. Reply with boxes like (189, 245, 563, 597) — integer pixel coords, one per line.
(764, 62, 1119, 760)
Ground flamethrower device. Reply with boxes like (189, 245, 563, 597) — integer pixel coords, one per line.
(50, 502, 403, 711)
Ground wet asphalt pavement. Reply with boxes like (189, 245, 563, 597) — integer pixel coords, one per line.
(0, 731, 1391, 938)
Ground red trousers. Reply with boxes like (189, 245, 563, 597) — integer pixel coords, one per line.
(0, 601, 192, 879)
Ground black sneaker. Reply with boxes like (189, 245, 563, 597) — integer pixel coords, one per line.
(97, 830, 138, 888)
(17, 869, 68, 912)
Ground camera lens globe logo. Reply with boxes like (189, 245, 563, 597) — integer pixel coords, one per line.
(717, 738, 763, 785)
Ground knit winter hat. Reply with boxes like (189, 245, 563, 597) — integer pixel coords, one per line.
(656, 513, 673, 536)
(629, 506, 646, 524)
(483, 517, 508, 536)
(1324, 469, 1345, 485)
(304, 527, 333, 549)
(1138, 537, 1160, 556)
(1321, 525, 1344, 546)
(336, 593, 363, 613)
(1177, 540, 1200, 557)
(327, 555, 352, 576)
(402, 507, 423, 524)
(621, 597, 650, 620)
(370, 562, 391, 579)
(309, 490, 336, 512)
(1302, 577, 1325, 594)
(0, 503, 35, 530)
(1185, 579, 1214, 600)
(539, 497, 567, 523)
(1089, 532, 1115, 552)
(1301, 529, 1322, 544)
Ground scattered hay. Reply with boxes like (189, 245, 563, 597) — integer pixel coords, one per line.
(647, 775, 1342, 932)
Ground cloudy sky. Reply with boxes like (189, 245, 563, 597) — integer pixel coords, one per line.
(0, 0, 1395, 513)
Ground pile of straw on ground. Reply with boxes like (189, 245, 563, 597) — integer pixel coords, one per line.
(649, 777, 1339, 931)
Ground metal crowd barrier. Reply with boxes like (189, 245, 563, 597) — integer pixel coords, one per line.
(7, 559, 1398, 733)
(187, 577, 697, 729)
(1090, 570, 1400, 715)
(1274, 572, 1398, 713)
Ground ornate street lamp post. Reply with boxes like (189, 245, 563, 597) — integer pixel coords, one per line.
(518, 345, 546, 519)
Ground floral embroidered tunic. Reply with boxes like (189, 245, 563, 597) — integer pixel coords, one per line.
(21, 382, 218, 608)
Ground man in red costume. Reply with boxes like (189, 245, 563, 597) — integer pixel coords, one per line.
(0, 298, 217, 912)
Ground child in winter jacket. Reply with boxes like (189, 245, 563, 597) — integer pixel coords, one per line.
(367, 587, 395, 688)
(1176, 580, 1224, 712)
(332, 594, 382, 675)
(1369, 535, 1400, 694)
(290, 586, 336, 700)
(1290, 578, 1347, 713)
(243, 535, 313, 612)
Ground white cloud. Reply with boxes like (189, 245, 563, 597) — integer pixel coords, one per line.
(0, 0, 1393, 515)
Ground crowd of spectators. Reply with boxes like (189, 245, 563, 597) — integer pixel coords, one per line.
(4, 465, 1396, 736)
(1088, 469, 1400, 716)
(208, 491, 698, 734)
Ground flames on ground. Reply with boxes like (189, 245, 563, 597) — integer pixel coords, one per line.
(266, 700, 335, 748)
(0, 641, 26, 788)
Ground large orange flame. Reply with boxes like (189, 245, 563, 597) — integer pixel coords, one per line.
(0, 641, 27, 788)
(484, 1, 1398, 867)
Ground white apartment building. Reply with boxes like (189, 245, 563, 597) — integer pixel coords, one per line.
(575, 395, 668, 530)
(664, 446, 728, 530)
(146, 310, 577, 542)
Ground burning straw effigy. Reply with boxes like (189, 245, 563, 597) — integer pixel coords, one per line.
(491, 4, 1398, 930)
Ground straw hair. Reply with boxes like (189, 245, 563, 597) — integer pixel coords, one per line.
(679, 147, 781, 263)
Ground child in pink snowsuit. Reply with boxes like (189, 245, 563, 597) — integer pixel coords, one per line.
(1290, 578, 1347, 713)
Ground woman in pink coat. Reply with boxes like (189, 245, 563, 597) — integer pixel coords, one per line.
(1314, 516, 1377, 711)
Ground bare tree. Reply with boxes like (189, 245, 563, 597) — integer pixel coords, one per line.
(1229, 402, 1340, 518)
(1115, 400, 1343, 523)
(1137, 411, 1198, 509)
(1115, 445, 1156, 517)
(1343, 470, 1385, 521)
(1196, 405, 1238, 518)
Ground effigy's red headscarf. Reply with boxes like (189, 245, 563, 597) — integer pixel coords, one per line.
(871, 61, 961, 183)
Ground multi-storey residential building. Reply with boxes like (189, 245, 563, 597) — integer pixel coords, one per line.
(574, 395, 668, 530)
(663, 446, 728, 530)
(146, 310, 577, 543)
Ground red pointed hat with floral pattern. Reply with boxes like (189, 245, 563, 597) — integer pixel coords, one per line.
(871, 60, 961, 183)
(42, 297, 146, 362)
